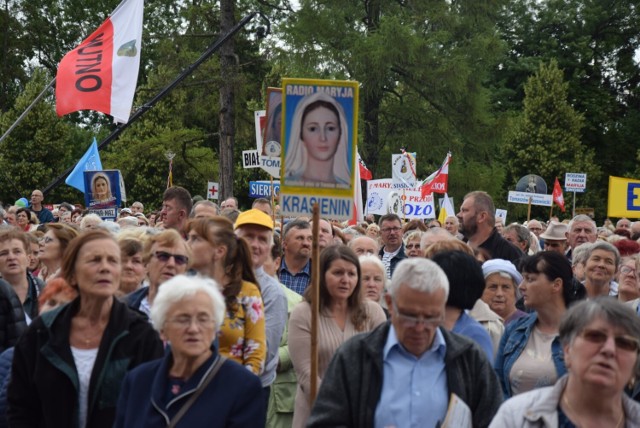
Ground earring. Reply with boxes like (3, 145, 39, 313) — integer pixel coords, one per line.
(628, 377, 636, 390)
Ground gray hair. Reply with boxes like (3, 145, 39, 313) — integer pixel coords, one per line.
(151, 274, 225, 333)
(584, 240, 621, 268)
(359, 254, 388, 287)
(388, 258, 449, 299)
(504, 224, 531, 252)
(282, 219, 311, 239)
(568, 214, 596, 233)
(559, 298, 640, 351)
(190, 200, 219, 218)
(571, 242, 594, 267)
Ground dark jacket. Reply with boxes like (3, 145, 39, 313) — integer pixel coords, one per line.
(477, 228, 523, 263)
(378, 245, 407, 278)
(114, 346, 265, 427)
(8, 297, 163, 428)
(0, 280, 27, 353)
(124, 286, 149, 313)
(23, 272, 44, 320)
(307, 322, 503, 428)
(0, 347, 14, 428)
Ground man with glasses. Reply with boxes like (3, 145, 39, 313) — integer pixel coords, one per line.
(29, 189, 54, 224)
(378, 214, 407, 278)
(308, 258, 502, 427)
(125, 229, 191, 318)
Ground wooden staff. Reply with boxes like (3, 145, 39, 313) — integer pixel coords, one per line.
(549, 202, 554, 221)
(527, 197, 532, 222)
(309, 203, 321, 405)
(270, 174, 276, 227)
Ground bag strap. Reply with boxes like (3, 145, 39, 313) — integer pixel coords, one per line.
(167, 355, 227, 428)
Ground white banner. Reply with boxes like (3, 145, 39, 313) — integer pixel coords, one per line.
(391, 152, 417, 189)
(508, 191, 552, 207)
(366, 179, 435, 219)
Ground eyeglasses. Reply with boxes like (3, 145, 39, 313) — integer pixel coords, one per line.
(154, 251, 189, 266)
(579, 328, 639, 352)
(405, 243, 421, 250)
(381, 226, 402, 234)
(167, 315, 215, 329)
(620, 266, 637, 278)
(428, 225, 439, 229)
(391, 300, 442, 328)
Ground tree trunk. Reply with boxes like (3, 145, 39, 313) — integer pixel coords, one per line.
(218, 0, 235, 200)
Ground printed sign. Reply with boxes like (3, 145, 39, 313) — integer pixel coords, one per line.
(262, 88, 282, 157)
(280, 78, 358, 220)
(495, 209, 508, 224)
(565, 173, 587, 193)
(249, 181, 280, 198)
(366, 179, 436, 219)
(507, 191, 552, 207)
(391, 152, 417, 189)
(255, 111, 280, 178)
(242, 150, 261, 169)
(83, 170, 122, 220)
(608, 176, 640, 218)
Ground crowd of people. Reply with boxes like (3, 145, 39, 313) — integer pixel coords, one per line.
(0, 186, 639, 427)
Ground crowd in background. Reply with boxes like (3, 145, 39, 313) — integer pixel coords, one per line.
(0, 186, 639, 427)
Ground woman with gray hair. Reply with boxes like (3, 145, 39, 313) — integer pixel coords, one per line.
(490, 298, 640, 427)
(583, 241, 620, 298)
(114, 274, 265, 427)
(359, 254, 389, 318)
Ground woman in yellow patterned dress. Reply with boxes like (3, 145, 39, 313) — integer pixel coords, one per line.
(186, 217, 266, 375)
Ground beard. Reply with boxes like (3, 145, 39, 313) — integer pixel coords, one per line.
(459, 216, 478, 238)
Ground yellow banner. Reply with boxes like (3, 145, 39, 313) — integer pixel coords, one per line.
(607, 176, 640, 218)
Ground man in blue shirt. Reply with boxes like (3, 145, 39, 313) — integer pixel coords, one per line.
(308, 258, 502, 428)
(278, 219, 312, 295)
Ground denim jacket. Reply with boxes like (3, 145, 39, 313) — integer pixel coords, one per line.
(494, 313, 565, 399)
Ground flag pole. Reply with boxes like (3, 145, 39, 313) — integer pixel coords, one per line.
(309, 202, 320, 405)
(42, 11, 267, 195)
(0, 78, 56, 145)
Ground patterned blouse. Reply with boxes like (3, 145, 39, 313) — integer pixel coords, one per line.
(217, 280, 266, 375)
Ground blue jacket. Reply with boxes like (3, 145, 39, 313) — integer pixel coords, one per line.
(494, 313, 565, 399)
(114, 346, 265, 428)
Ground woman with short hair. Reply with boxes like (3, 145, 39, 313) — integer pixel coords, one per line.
(8, 230, 163, 427)
(114, 275, 265, 427)
(582, 241, 620, 298)
(490, 298, 640, 427)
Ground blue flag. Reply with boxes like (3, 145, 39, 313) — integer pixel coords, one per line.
(65, 138, 103, 193)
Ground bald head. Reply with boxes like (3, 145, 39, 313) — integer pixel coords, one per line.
(349, 236, 379, 256)
(420, 227, 455, 249)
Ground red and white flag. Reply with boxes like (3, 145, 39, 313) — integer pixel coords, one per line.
(420, 152, 451, 198)
(55, 0, 144, 123)
(553, 177, 565, 212)
(357, 152, 373, 180)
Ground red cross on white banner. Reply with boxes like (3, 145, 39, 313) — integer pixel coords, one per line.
(207, 181, 219, 200)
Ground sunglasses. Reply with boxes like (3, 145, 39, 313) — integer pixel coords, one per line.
(154, 251, 189, 266)
(579, 328, 639, 352)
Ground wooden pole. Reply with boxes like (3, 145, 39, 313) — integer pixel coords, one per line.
(270, 174, 275, 227)
(549, 203, 554, 221)
(309, 203, 321, 405)
(527, 197, 532, 222)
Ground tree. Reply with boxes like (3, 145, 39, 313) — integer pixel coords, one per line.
(501, 60, 600, 216)
(269, 0, 509, 202)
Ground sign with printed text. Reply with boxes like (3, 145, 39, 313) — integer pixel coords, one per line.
(392, 152, 417, 189)
(249, 181, 280, 198)
(365, 179, 436, 219)
(495, 209, 508, 224)
(608, 176, 640, 218)
(255, 110, 281, 178)
(83, 170, 122, 220)
(565, 172, 587, 193)
(507, 191, 552, 207)
(280, 78, 359, 220)
(207, 181, 219, 200)
(242, 150, 261, 169)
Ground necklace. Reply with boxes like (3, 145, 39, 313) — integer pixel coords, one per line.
(562, 393, 624, 428)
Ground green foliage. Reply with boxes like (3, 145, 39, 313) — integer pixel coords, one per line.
(501, 60, 601, 219)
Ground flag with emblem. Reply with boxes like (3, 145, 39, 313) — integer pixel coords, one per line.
(552, 177, 565, 212)
(55, 0, 144, 123)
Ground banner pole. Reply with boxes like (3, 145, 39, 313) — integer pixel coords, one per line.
(527, 197, 532, 222)
(42, 11, 266, 195)
(309, 202, 320, 405)
(572, 192, 576, 218)
(0, 78, 56, 146)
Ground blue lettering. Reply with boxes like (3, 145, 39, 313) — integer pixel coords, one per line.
(627, 184, 640, 211)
